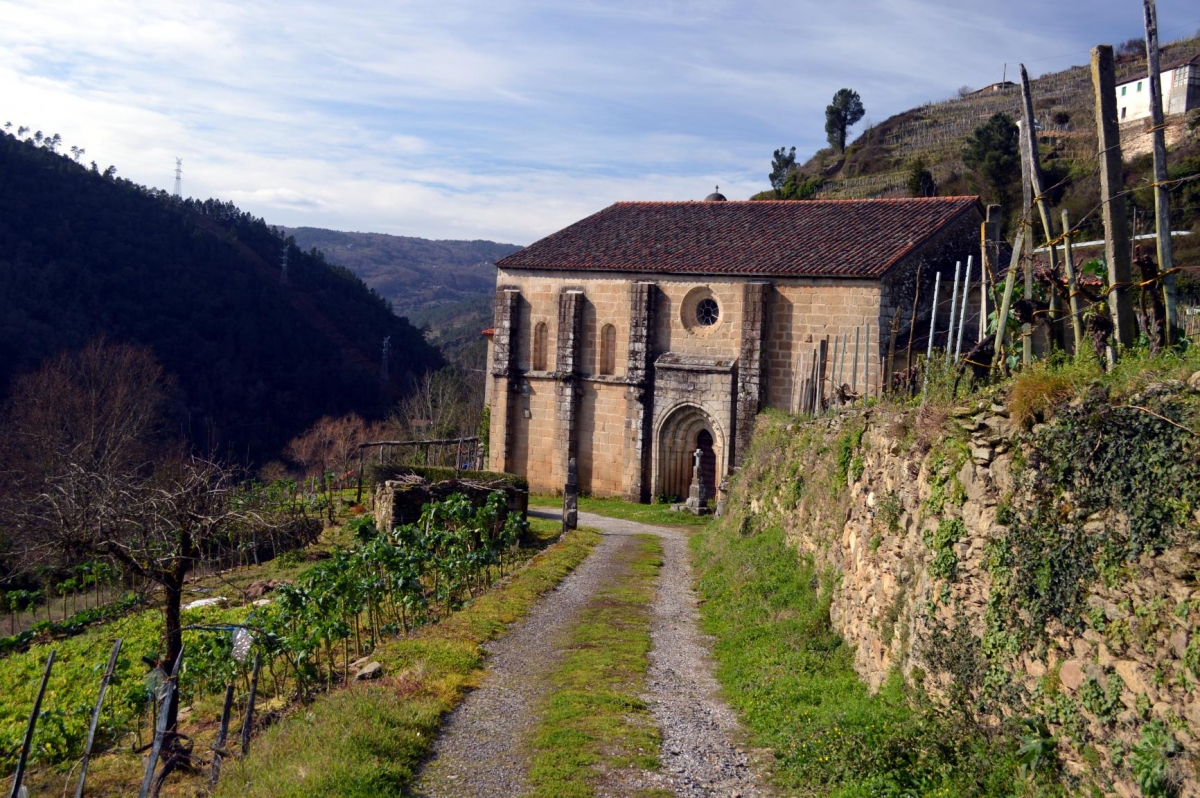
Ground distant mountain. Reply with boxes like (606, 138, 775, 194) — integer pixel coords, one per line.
(0, 132, 443, 461)
(283, 228, 520, 371)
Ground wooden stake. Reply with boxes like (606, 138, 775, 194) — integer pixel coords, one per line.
(955, 256, 973, 361)
(75, 640, 123, 798)
(923, 272, 942, 399)
(947, 260, 962, 358)
(1142, 0, 1177, 341)
(240, 654, 261, 757)
(815, 338, 829, 414)
(886, 309, 901, 396)
(10, 650, 55, 798)
(210, 684, 236, 786)
(1061, 209, 1086, 354)
(994, 232, 1026, 368)
(138, 648, 182, 798)
(905, 264, 924, 382)
(1091, 45, 1137, 347)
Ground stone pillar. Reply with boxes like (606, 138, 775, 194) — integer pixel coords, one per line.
(623, 281, 656, 503)
(733, 281, 769, 468)
(555, 290, 584, 485)
(488, 288, 521, 473)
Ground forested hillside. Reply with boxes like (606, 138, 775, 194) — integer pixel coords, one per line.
(0, 132, 443, 461)
(284, 227, 519, 369)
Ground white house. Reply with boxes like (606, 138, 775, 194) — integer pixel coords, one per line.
(1116, 55, 1199, 123)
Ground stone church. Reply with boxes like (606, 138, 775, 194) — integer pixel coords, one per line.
(484, 193, 984, 502)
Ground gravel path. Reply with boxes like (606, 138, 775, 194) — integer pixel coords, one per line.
(575, 511, 772, 798)
(412, 517, 642, 798)
(412, 509, 772, 798)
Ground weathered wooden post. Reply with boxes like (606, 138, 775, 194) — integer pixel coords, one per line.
(209, 683, 236, 786)
(980, 205, 1002, 343)
(1020, 64, 1065, 355)
(994, 233, 1027, 369)
(1091, 44, 1137, 347)
(885, 310, 901, 396)
(75, 640, 123, 798)
(1142, 0, 1177, 341)
(815, 338, 829, 413)
(9, 650, 55, 798)
(562, 457, 578, 534)
(1061, 210, 1086, 354)
(905, 264, 924, 385)
(138, 648, 182, 798)
(355, 446, 365, 504)
(240, 653, 261, 757)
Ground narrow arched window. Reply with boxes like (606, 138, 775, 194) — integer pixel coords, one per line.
(532, 322, 547, 370)
(599, 324, 616, 375)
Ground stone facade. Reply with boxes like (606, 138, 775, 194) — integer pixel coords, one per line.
(486, 199, 984, 499)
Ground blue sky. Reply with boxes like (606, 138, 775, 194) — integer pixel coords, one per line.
(2, 1, 1198, 244)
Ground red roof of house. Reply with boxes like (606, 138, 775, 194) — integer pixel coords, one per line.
(496, 197, 982, 279)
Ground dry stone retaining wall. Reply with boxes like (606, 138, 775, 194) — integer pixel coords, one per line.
(738, 379, 1200, 796)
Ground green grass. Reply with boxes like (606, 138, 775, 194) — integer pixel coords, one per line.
(527, 533, 669, 798)
(213, 519, 602, 797)
(529, 494, 709, 527)
(691, 518, 1066, 798)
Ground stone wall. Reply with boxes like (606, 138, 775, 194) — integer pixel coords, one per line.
(735, 376, 1200, 796)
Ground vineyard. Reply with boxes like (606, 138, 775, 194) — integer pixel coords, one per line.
(0, 490, 529, 793)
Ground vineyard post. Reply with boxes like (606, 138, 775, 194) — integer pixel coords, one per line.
(947, 260, 962, 362)
(1090, 44, 1136, 347)
(994, 229, 1026, 369)
(864, 323, 871, 399)
(885, 310, 901, 396)
(75, 639, 123, 798)
(905, 264, 924, 383)
(851, 326, 860, 396)
(1018, 119, 1035, 365)
(1061, 210, 1086, 354)
(356, 447, 365, 504)
(209, 684, 236, 786)
(837, 332, 848, 405)
(1019, 64, 1065, 349)
(922, 272, 942, 400)
(955, 256, 973, 361)
(820, 338, 832, 413)
(240, 654, 262, 756)
(829, 336, 840, 407)
(138, 647, 182, 798)
(980, 205, 1002, 343)
(1142, 0, 1177, 341)
(9, 650, 55, 798)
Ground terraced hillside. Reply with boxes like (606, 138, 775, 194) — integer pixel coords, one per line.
(801, 36, 1199, 200)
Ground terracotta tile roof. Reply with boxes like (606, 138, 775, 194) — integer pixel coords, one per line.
(496, 197, 983, 279)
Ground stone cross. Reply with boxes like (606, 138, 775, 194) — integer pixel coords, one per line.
(685, 448, 708, 515)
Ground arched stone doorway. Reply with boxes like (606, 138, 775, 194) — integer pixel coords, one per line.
(655, 405, 723, 503)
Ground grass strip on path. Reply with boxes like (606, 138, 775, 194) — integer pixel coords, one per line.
(691, 518, 1066, 798)
(214, 519, 601, 798)
(527, 533, 671, 798)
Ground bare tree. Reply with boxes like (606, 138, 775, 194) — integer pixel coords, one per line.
(2, 341, 289, 773)
(395, 367, 483, 442)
